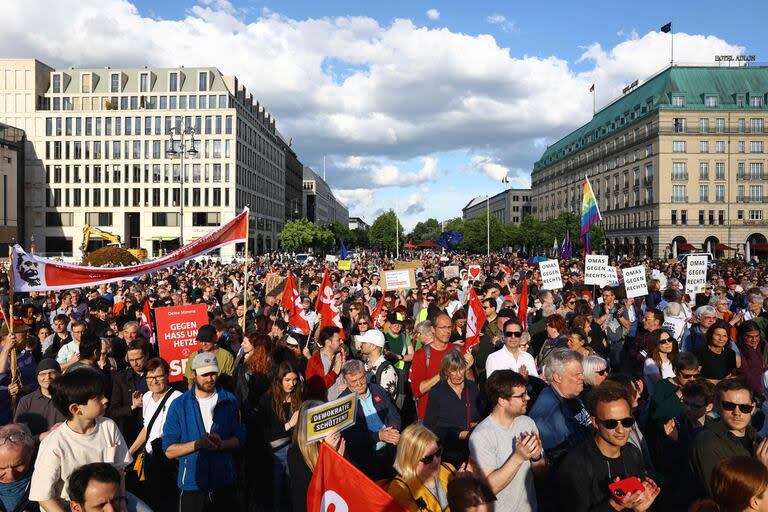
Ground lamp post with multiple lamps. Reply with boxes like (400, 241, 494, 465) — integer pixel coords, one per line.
(166, 126, 198, 247)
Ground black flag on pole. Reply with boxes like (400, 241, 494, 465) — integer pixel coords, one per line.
(660, 22, 672, 33)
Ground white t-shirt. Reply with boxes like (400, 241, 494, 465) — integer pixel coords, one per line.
(469, 414, 538, 512)
(485, 347, 539, 378)
(30, 417, 132, 502)
(196, 392, 218, 433)
(643, 358, 675, 396)
(142, 389, 182, 453)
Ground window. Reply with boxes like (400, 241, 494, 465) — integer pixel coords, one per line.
(193, 212, 220, 226)
(169, 73, 178, 92)
(110, 73, 120, 93)
(698, 210, 705, 225)
(52, 74, 61, 93)
(708, 210, 715, 225)
(225, 116, 233, 134)
(705, 96, 718, 108)
(716, 118, 725, 133)
(719, 210, 724, 225)
(673, 118, 686, 133)
(140, 73, 149, 93)
(751, 141, 765, 153)
(672, 95, 685, 107)
(738, 210, 744, 220)
(738, 119, 746, 133)
(672, 162, 687, 180)
(672, 185, 687, 202)
(738, 185, 745, 201)
(681, 210, 687, 225)
(750, 185, 763, 202)
(152, 212, 179, 227)
(750, 96, 763, 107)
(738, 162, 746, 179)
(750, 210, 763, 220)
(739, 141, 746, 153)
(673, 141, 686, 153)
(699, 161, 709, 180)
(716, 185, 725, 202)
(198, 72, 208, 92)
(645, 144, 653, 157)
(671, 210, 677, 225)
(737, 95, 746, 107)
(699, 185, 709, 202)
(715, 141, 725, 153)
(81, 73, 91, 93)
(751, 118, 764, 133)
(699, 118, 709, 133)
(751, 162, 764, 180)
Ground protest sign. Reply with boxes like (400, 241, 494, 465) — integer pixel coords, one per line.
(325, 255, 338, 263)
(381, 269, 416, 290)
(685, 255, 708, 294)
(606, 266, 620, 287)
(306, 394, 357, 443)
(443, 265, 460, 279)
(622, 266, 648, 298)
(538, 260, 563, 290)
(584, 255, 609, 286)
(265, 273, 287, 301)
(468, 265, 482, 280)
(155, 304, 209, 382)
(337, 259, 351, 271)
(394, 260, 422, 270)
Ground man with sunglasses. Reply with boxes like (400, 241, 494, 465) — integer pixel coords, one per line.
(558, 382, 660, 512)
(689, 378, 768, 498)
(469, 369, 543, 512)
(485, 320, 539, 378)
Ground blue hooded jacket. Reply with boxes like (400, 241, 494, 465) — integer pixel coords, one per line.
(162, 385, 246, 491)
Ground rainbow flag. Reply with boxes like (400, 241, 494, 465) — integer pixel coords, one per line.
(580, 175, 602, 254)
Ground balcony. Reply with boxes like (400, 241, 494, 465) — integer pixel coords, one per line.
(737, 196, 749, 203)
(671, 195, 688, 203)
(671, 173, 689, 181)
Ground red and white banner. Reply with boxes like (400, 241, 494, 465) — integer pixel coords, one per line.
(307, 442, 405, 512)
(11, 208, 249, 292)
(139, 299, 154, 345)
(155, 304, 209, 382)
(281, 272, 310, 334)
(315, 270, 345, 337)
(518, 278, 529, 332)
(464, 287, 487, 353)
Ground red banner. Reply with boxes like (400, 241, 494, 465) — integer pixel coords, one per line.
(155, 304, 209, 382)
(464, 288, 487, 353)
(11, 208, 248, 292)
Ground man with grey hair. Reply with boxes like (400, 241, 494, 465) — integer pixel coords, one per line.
(0, 423, 35, 512)
(528, 349, 591, 472)
(339, 359, 401, 480)
(682, 305, 718, 353)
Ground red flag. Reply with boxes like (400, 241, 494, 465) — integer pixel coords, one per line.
(518, 278, 529, 332)
(307, 443, 406, 512)
(281, 272, 310, 334)
(315, 270, 345, 337)
(372, 294, 386, 327)
(139, 299, 154, 345)
(464, 288, 487, 353)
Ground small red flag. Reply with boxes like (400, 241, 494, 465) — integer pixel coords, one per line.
(518, 278, 529, 332)
(139, 299, 154, 344)
(372, 294, 386, 328)
(464, 288, 487, 353)
(307, 443, 406, 512)
(315, 270, 345, 338)
(281, 272, 310, 334)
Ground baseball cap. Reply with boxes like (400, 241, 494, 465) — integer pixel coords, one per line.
(191, 352, 219, 375)
(196, 325, 217, 344)
(355, 329, 386, 348)
(726, 278, 737, 285)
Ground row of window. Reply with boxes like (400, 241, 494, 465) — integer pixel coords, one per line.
(672, 140, 765, 153)
(47, 93, 230, 112)
(602, 211, 655, 231)
(671, 184, 766, 202)
(45, 163, 231, 185)
(46, 115, 234, 137)
(669, 209, 763, 225)
(45, 187, 230, 209)
(45, 139, 231, 162)
(46, 211, 222, 228)
(52, 70, 215, 95)
(672, 117, 764, 133)
(672, 94, 764, 108)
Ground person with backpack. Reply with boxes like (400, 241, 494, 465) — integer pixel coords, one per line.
(357, 328, 398, 401)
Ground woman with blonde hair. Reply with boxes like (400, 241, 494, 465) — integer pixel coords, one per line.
(388, 424, 457, 512)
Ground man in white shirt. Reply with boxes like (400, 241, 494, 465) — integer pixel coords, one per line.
(55, 320, 87, 371)
(485, 320, 539, 378)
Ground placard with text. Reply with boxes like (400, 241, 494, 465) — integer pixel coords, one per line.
(539, 260, 563, 290)
(685, 255, 708, 294)
(584, 255, 609, 286)
(155, 304, 209, 382)
(622, 266, 648, 299)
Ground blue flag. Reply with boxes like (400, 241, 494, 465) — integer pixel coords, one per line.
(339, 240, 349, 260)
(436, 230, 464, 251)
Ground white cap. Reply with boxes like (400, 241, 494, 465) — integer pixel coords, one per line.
(355, 329, 385, 348)
(285, 336, 299, 346)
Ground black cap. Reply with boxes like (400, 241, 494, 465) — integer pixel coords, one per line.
(196, 324, 217, 343)
(497, 308, 516, 319)
(36, 358, 61, 375)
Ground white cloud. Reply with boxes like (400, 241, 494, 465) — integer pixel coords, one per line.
(470, 156, 530, 188)
(333, 156, 439, 188)
(486, 14, 515, 32)
(426, 9, 440, 20)
(334, 188, 374, 208)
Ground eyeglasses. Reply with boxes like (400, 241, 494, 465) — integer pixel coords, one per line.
(146, 375, 166, 382)
(721, 401, 755, 414)
(0, 432, 31, 446)
(506, 391, 528, 400)
(420, 447, 443, 464)
(504, 331, 523, 338)
(357, 322, 368, 326)
(679, 372, 700, 380)
(595, 368, 608, 376)
(596, 417, 635, 429)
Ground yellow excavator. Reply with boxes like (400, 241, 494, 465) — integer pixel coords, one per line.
(80, 224, 148, 260)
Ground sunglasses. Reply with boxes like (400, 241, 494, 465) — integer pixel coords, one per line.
(420, 447, 443, 464)
(567, 301, 576, 305)
(679, 372, 700, 379)
(721, 401, 754, 414)
(595, 368, 608, 376)
(659, 338, 672, 344)
(358, 321, 368, 325)
(596, 417, 635, 429)
(504, 331, 523, 338)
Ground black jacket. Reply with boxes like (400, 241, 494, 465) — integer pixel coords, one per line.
(107, 367, 146, 445)
(557, 437, 647, 512)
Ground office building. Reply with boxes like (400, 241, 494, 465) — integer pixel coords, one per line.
(348, 217, 369, 231)
(531, 65, 768, 258)
(302, 165, 349, 226)
(0, 58, 286, 257)
(462, 188, 532, 224)
(0, 122, 25, 254)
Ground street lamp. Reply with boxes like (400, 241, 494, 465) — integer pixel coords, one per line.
(166, 126, 198, 247)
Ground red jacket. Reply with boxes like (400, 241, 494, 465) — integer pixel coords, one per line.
(409, 344, 452, 420)
(305, 351, 338, 400)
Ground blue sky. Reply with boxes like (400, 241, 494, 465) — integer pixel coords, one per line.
(3, 0, 767, 229)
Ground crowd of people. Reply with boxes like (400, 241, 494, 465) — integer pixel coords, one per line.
(2, 251, 768, 511)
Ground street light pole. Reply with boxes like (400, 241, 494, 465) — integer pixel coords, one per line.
(167, 126, 198, 247)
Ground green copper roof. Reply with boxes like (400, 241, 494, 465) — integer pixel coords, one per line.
(532, 66, 768, 173)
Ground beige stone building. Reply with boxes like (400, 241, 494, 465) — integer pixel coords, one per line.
(0, 58, 286, 257)
(0, 122, 25, 253)
(531, 65, 768, 258)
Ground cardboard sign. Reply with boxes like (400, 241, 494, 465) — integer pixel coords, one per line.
(338, 259, 351, 271)
(325, 255, 338, 263)
(663, 316, 686, 341)
(468, 265, 482, 280)
(538, 260, 563, 290)
(155, 304, 209, 382)
(381, 269, 416, 290)
(685, 255, 708, 294)
(305, 394, 357, 443)
(394, 260, 422, 270)
(606, 266, 620, 287)
(265, 273, 288, 301)
(443, 265, 460, 279)
(584, 255, 609, 286)
(622, 266, 648, 299)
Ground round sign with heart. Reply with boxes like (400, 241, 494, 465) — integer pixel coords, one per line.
(468, 265, 482, 279)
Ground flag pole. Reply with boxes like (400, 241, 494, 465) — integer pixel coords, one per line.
(242, 208, 250, 333)
(671, 25, 674, 65)
(592, 87, 596, 116)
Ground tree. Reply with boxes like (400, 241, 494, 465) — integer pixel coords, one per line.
(313, 225, 335, 252)
(347, 228, 370, 250)
(408, 218, 442, 245)
(279, 219, 317, 252)
(327, 221, 349, 246)
(370, 210, 405, 253)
